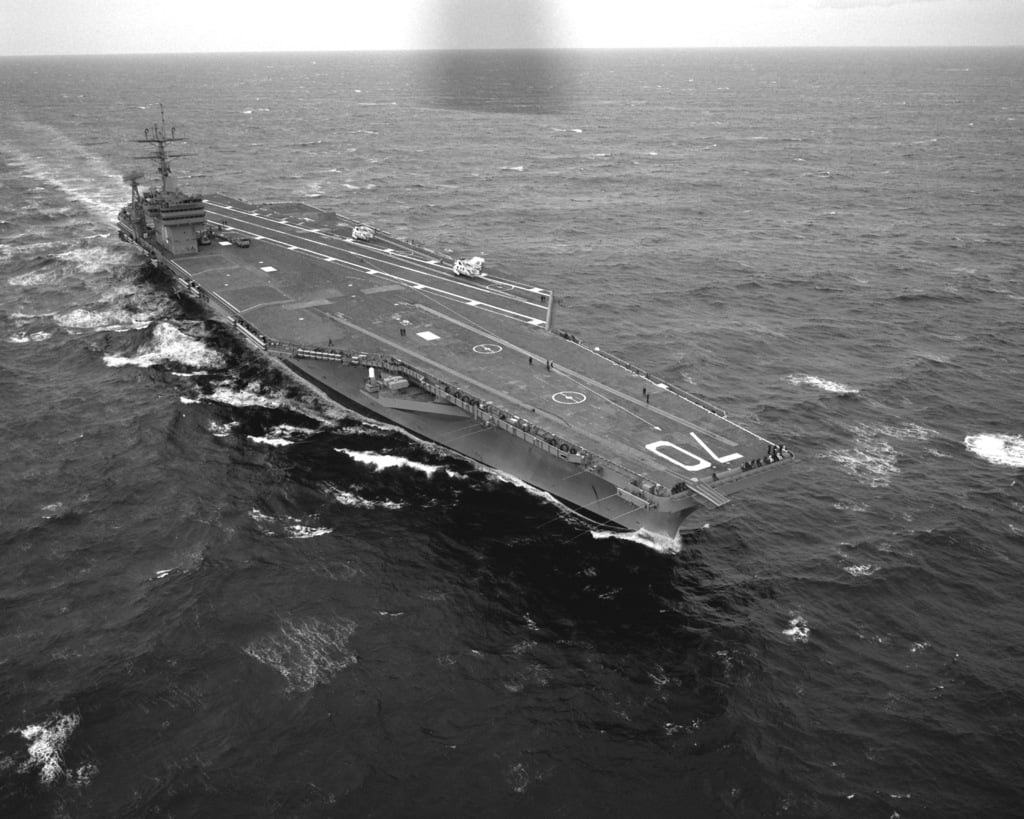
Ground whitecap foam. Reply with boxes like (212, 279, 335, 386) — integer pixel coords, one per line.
(203, 383, 281, 408)
(833, 501, 869, 513)
(103, 322, 225, 370)
(591, 527, 681, 554)
(286, 524, 333, 539)
(825, 438, 899, 488)
(788, 373, 859, 395)
(783, 613, 810, 643)
(875, 422, 936, 441)
(8, 269, 59, 287)
(39, 501, 67, 519)
(250, 508, 332, 538)
(17, 712, 81, 785)
(844, 564, 878, 577)
(249, 509, 276, 532)
(506, 761, 531, 793)
(8, 330, 54, 344)
(242, 617, 357, 692)
(247, 434, 294, 447)
(336, 448, 444, 476)
(1, 240, 61, 266)
(247, 424, 315, 448)
(965, 433, 1024, 468)
(208, 420, 239, 437)
(325, 484, 404, 510)
(56, 307, 149, 333)
(56, 245, 133, 275)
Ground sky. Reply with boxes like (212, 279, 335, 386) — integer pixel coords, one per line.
(1, 0, 1022, 56)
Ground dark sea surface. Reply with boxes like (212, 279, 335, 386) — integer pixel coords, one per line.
(1, 48, 1023, 817)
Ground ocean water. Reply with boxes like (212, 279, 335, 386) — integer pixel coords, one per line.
(1, 48, 1023, 817)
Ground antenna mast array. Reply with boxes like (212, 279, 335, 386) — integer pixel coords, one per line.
(134, 104, 191, 193)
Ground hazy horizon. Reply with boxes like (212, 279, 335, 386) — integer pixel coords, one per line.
(3, 0, 1023, 57)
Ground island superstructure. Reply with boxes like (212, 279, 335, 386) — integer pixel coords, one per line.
(117, 111, 794, 539)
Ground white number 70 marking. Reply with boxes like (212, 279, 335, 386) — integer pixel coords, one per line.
(645, 433, 742, 473)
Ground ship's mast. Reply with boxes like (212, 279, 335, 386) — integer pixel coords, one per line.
(134, 103, 191, 193)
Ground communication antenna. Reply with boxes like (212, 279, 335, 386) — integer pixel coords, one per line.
(133, 103, 192, 192)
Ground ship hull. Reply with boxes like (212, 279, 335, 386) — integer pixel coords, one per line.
(280, 355, 699, 538)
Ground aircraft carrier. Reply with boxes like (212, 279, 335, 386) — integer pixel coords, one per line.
(116, 112, 794, 541)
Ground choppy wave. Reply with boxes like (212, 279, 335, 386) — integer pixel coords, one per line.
(199, 382, 282, 409)
(8, 269, 59, 288)
(247, 423, 316, 448)
(55, 245, 133, 276)
(826, 440, 898, 488)
(825, 422, 914, 488)
(965, 433, 1024, 467)
(324, 482, 404, 511)
(783, 613, 810, 643)
(7, 330, 52, 344)
(844, 563, 879, 577)
(1, 240, 62, 267)
(103, 322, 226, 370)
(56, 305, 156, 334)
(208, 420, 239, 437)
(874, 422, 936, 441)
(249, 508, 332, 538)
(243, 617, 357, 692)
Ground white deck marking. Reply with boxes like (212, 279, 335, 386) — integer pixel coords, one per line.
(417, 331, 440, 341)
(689, 432, 742, 464)
(553, 391, 587, 405)
(646, 441, 711, 472)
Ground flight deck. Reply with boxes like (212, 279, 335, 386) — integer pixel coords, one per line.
(117, 111, 799, 536)
(182, 195, 779, 499)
